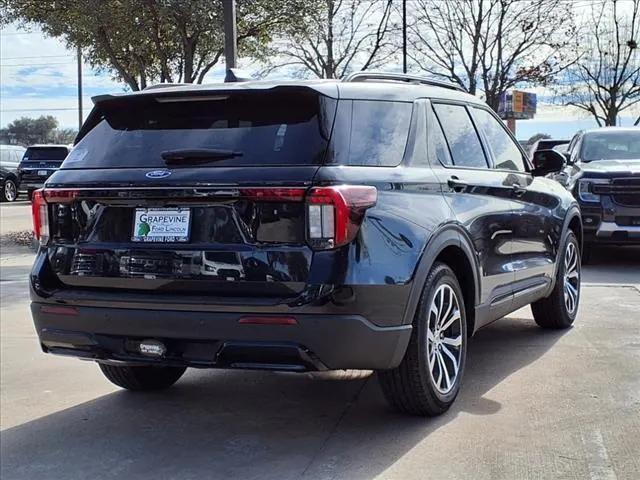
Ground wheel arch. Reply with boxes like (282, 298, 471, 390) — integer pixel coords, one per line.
(567, 209, 583, 250)
(402, 225, 481, 335)
(548, 206, 582, 290)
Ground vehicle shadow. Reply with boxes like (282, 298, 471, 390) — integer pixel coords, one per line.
(0, 316, 567, 480)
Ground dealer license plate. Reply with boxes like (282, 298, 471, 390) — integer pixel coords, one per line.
(38, 170, 48, 176)
(132, 208, 191, 242)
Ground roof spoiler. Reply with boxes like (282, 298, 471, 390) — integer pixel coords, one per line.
(224, 68, 252, 83)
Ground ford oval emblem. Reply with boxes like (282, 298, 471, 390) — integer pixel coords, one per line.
(145, 170, 171, 179)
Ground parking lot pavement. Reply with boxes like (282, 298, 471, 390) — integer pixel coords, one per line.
(1, 248, 638, 480)
(0, 202, 32, 236)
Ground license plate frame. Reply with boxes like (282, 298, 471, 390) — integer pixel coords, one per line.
(131, 208, 191, 243)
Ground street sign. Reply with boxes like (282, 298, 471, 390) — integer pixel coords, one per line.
(498, 90, 537, 120)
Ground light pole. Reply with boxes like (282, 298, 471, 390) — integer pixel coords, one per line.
(77, 46, 83, 130)
(402, 0, 407, 74)
(223, 0, 237, 81)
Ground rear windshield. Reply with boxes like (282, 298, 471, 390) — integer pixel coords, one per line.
(23, 147, 68, 162)
(65, 90, 336, 168)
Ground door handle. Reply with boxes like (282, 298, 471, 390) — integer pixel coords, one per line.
(511, 183, 527, 197)
(447, 176, 469, 192)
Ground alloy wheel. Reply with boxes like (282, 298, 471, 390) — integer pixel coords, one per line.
(4, 180, 17, 202)
(563, 242, 580, 314)
(427, 284, 463, 395)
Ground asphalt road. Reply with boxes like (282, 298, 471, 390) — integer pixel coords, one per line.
(0, 202, 32, 236)
(0, 221, 638, 478)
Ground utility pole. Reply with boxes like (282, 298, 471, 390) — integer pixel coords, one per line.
(402, 0, 407, 74)
(77, 46, 83, 130)
(223, 0, 237, 81)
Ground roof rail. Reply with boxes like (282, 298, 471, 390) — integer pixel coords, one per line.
(343, 71, 467, 93)
(143, 83, 192, 91)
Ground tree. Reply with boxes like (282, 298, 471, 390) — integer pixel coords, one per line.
(50, 128, 78, 145)
(560, 0, 639, 126)
(267, 0, 397, 79)
(0, 116, 59, 145)
(2, 0, 306, 90)
(407, 0, 577, 110)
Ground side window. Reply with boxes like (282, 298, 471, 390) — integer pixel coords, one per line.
(431, 112, 453, 166)
(330, 100, 412, 166)
(473, 107, 526, 171)
(433, 103, 488, 168)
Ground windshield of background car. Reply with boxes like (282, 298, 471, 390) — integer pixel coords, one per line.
(580, 131, 640, 161)
(64, 90, 336, 169)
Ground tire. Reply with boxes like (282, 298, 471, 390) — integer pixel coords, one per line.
(99, 363, 186, 391)
(378, 262, 468, 416)
(531, 231, 580, 329)
(1, 178, 18, 202)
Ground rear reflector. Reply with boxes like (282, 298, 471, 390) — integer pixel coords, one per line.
(238, 316, 298, 325)
(40, 305, 79, 316)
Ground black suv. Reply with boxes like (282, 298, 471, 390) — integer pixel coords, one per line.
(560, 127, 639, 261)
(29, 72, 582, 416)
(18, 144, 71, 198)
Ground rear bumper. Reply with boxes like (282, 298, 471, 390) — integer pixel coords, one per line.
(31, 303, 412, 371)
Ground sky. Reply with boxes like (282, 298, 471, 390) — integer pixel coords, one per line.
(1, 21, 638, 141)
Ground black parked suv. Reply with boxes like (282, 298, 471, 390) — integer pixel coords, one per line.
(29, 73, 582, 416)
(18, 144, 71, 198)
(560, 127, 639, 261)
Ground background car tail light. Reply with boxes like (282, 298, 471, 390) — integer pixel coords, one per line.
(306, 185, 377, 249)
(31, 189, 49, 245)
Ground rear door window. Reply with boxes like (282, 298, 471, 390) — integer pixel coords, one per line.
(433, 104, 488, 169)
(67, 90, 336, 169)
(329, 100, 412, 166)
(472, 107, 526, 171)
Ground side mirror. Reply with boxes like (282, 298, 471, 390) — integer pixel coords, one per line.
(531, 149, 566, 177)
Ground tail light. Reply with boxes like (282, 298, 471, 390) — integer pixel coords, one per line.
(31, 189, 50, 245)
(306, 185, 377, 249)
(32, 188, 80, 245)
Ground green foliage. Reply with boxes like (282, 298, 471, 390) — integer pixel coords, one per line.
(2, 0, 307, 90)
(0, 116, 59, 145)
(0, 116, 77, 146)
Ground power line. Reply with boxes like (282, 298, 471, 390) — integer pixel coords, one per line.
(1, 54, 74, 60)
(1, 62, 76, 67)
(1, 108, 78, 112)
(0, 31, 41, 36)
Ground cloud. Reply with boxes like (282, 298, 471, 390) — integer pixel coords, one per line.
(1, 23, 122, 128)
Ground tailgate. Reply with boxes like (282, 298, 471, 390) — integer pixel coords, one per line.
(43, 175, 316, 297)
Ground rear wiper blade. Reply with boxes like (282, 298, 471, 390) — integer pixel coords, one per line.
(161, 148, 243, 164)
